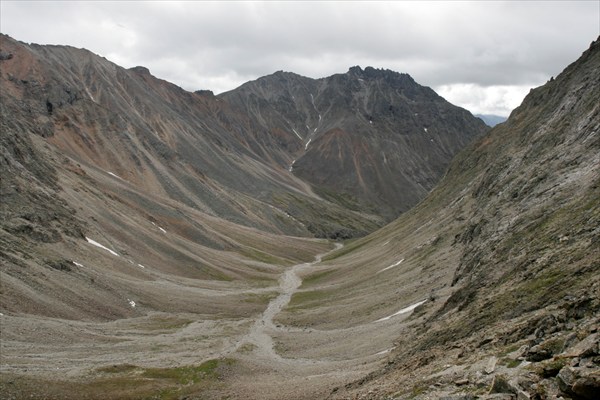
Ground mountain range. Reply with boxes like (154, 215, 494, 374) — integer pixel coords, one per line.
(0, 33, 598, 400)
(475, 113, 507, 127)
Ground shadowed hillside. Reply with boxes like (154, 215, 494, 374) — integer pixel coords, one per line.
(222, 67, 488, 221)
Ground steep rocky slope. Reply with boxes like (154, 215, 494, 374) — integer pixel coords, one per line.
(0, 34, 380, 240)
(221, 67, 489, 221)
(283, 38, 599, 399)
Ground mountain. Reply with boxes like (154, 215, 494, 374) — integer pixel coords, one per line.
(221, 67, 489, 221)
(0, 33, 484, 398)
(1, 31, 597, 400)
(281, 38, 599, 399)
(475, 113, 508, 127)
(0, 34, 389, 243)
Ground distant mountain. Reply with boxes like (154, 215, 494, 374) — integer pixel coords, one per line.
(222, 67, 489, 221)
(475, 113, 507, 127)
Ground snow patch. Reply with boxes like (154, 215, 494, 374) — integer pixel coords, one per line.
(107, 171, 122, 180)
(374, 347, 394, 356)
(369, 120, 373, 124)
(137, 264, 146, 269)
(151, 222, 167, 233)
(292, 128, 302, 140)
(288, 159, 296, 172)
(423, 127, 428, 133)
(85, 237, 119, 257)
(72, 261, 85, 268)
(318, 114, 322, 121)
(382, 240, 390, 246)
(127, 299, 136, 308)
(377, 259, 404, 274)
(0, 313, 4, 316)
(85, 88, 95, 102)
(375, 300, 427, 322)
(305, 138, 312, 149)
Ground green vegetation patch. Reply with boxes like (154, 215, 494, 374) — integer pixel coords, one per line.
(301, 269, 336, 286)
(534, 357, 568, 378)
(132, 316, 194, 331)
(97, 363, 138, 374)
(240, 246, 288, 265)
(242, 292, 278, 305)
(322, 237, 372, 261)
(84, 358, 236, 399)
(499, 357, 522, 368)
(288, 288, 335, 309)
(313, 185, 366, 212)
(142, 359, 223, 384)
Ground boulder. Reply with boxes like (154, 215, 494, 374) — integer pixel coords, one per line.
(572, 373, 600, 399)
(485, 356, 498, 374)
(526, 337, 564, 362)
(557, 365, 600, 400)
(563, 333, 598, 358)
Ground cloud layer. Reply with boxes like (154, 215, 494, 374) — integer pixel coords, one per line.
(1, 1, 598, 116)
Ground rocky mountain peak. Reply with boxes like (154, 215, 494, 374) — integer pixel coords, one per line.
(129, 65, 151, 75)
(221, 66, 487, 227)
(347, 65, 417, 87)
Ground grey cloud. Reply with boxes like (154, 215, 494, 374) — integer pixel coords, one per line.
(1, 1, 598, 114)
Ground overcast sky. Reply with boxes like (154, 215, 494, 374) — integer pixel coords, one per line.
(1, 1, 598, 116)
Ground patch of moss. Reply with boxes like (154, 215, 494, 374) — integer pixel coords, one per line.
(142, 359, 223, 384)
(409, 383, 428, 398)
(499, 357, 521, 368)
(240, 247, 287, 265)
(134, 316, 193, 331)
(302, 269, 336, 286)
(313, 185, 367, 212)
(532, 357, 568, 378)
(5, 359, 234, 400)
(322, 237, 373, 261)
(97, 364, 138, 374)
(242, 292, 278, 305)
(288, 289, 334, 309)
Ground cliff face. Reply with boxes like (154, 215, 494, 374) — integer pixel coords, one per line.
(222, 66, 489, 220)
